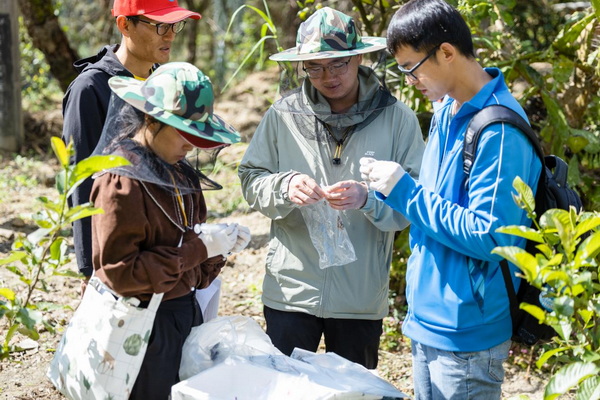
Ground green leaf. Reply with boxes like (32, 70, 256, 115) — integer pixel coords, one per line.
(65, 205, 104, 222)
(577, 375, 600, 400)
(577, 308, 593, 326)
(69, 155, 130, 193)
(545, 253, 563, 267)
(17, 325, 40, 341)
(566, 136, 589, 156)
(50, 137, 69, 167)
(540, 208, 570, 229)
(554, 296, 575, 317)
(34, 220, 53, 230)
(4, 324, 20, 349)
(569, 156, 586, 188)
(541, 91, 570, 141)
(52, 269, 83, 279)
(496, 225, 544, 243)
(492, 246, 538, 280)
(0, 288, 16, 301)
(55, 170, 67, 195)
(26, 228, 52, 246)
(520, 302, 547, 322)
(15, 308, 43, 331)
(574, 231, 600, 267)
(512, 176, 536, 213)
(35, 197, 62, 214)
(553, 13, 595, 54)
(0, 251, 27, 266)
(576, 214, 600, 237)
(536, 346, 569, 369)
(543, 270, 568, 284)
(544, 362, 600, 400)
(49, 238, 66, 261)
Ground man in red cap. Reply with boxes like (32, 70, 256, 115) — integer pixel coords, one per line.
(62, 0, 201, 293)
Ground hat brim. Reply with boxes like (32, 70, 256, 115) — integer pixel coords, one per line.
(144, 8, 201, 23)
(113, 7, 202, 24)
(109, 76, 240, 145)
(269, 36, 387, 61)
(177, 129, 230, 149)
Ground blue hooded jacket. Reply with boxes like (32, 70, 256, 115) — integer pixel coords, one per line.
(381, 68, 542, 351)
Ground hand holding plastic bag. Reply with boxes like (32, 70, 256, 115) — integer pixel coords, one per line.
(359, 157, 405, 197)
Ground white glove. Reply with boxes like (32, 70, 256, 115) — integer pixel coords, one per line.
(195, 223, 238, 258)
(230, 225, 251, 254)
(359, 157, 405, 197)
(359, 157, 377, 181)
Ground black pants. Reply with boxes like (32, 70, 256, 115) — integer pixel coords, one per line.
(263, 305, 383, 369)
(130, 291, 202, 400)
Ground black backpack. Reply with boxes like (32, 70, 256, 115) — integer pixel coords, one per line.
(463, 105, 583, 345)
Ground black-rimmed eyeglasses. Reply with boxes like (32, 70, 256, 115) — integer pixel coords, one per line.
(397, 44, 441, 82)
(126, 16, 186, 36)
(302, 59, 351, 79)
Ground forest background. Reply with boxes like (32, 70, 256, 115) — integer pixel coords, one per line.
(2, 0, 600, 399)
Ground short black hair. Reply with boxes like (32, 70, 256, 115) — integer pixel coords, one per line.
(387, 0, 475, 58)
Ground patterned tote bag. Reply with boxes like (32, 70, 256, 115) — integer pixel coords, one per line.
(47, 277, 163, 400)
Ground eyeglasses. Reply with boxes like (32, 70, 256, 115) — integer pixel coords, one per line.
(127, 16, 186, 36)
(302, 59, 351, 79)
(397, 45, 441, 82)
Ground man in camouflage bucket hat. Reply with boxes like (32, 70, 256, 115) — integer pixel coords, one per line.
(239, 7, 425, 369)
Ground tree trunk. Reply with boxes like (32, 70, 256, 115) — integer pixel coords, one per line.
(19, 0, 79, 93)
(182, 0, 211, 65)
(0, 0, 23, 151)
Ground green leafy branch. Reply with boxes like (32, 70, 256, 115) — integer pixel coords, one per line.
(0, 137, 129, 360)
(493, 176, 600, 399)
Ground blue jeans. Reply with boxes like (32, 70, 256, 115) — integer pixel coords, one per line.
(411, 339, 511, 400)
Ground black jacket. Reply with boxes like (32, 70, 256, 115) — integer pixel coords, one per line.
(62, 44, 132, 277)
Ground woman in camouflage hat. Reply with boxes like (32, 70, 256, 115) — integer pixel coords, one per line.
(89, 62, 250, 399)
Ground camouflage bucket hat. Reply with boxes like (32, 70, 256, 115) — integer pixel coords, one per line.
(108, 62, 240, 146)
(270, 7, 386, 61)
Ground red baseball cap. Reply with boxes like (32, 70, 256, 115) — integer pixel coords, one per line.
(112, 0, 201, 24)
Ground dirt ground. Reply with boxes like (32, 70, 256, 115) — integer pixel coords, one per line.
(0, 69, 553, 399)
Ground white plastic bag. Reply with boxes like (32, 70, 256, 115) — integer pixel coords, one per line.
(173, 351, 409, 400)
(300, 200, 357, 268)
(290, 348, 409, 398)
(179, 316, 282, 380)
(194, 277, 221, 322)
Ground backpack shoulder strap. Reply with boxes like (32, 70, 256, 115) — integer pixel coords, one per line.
(463, 105, 545, 176)
(499, 259, 519, 321)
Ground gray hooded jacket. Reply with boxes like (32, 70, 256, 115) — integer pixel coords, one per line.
(238, 66, 425, 319)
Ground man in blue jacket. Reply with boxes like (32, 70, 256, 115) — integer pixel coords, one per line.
(360, 0, 541, 398)
(62, 0, 200, 289)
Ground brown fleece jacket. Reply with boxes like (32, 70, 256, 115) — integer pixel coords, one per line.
(90, 172, 225, 301)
